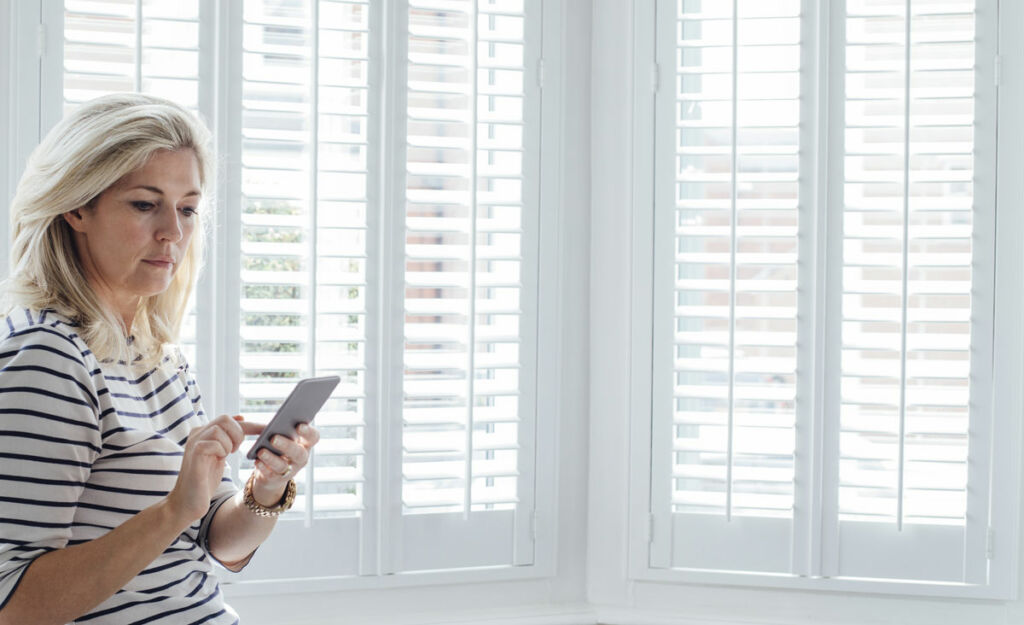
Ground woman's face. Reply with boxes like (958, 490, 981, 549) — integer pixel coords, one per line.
(63, 148, 201, 323)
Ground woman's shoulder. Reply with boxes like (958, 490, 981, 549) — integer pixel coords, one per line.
(0, 307, 91, 365)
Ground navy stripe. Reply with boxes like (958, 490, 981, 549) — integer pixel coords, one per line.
(84, 482, 170, 497)
(0, 385, 93, 409)
(76, 591, 168, 621)
(156, 411, 195, 437)
(69, 521, 117, 532)
(0, 495, 78, 508)
(0, 517, 71, 529)
(137, 571, 207, 595)
(1, 326, 87, 363)
(110, 374, 178, 403)
(0, 364, 98, 407)
(115, 390, 189, 420)
(0, 474, 87, 488)
(0, 451, 92, 468)
(0, 429, 102, 453)
(90, 467, 180, 476)
(104, 362, 171, 385)
(139, 556, 200, 576)
(0, 408, 99, 432)
(128, 585, 220, 625)
(101, 450, 183, 461)
(186, 608, 229, 625)
(101, 425, 145, 441)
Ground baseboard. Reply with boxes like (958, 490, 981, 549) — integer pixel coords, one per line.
(595, 606, 787, 625)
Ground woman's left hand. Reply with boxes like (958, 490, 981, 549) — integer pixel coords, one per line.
(244, 419, 321, 507)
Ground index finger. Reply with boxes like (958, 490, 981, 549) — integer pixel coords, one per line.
(234, 419, 265, 437)
(213, 414, 246, 450)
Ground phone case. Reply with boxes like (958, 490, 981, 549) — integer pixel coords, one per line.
(245, 375, 341, 460)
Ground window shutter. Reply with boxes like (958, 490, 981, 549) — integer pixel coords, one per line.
(650, 0, 996, 585)
(398, 0, 540, 571)
(63, 0, 200, 111)
(231, 0, 371, 580)
(651, 0, 802, 573)
(827, 0, 993, 582)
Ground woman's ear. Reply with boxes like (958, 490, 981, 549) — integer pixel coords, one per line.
(63, 208, 88, 233)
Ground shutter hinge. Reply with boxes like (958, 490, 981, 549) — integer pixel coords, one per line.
(986, 527, 995, 560)
(648, 513, 656, 544)
(652, 63, 660, 94)
(536, 58, 545, 89)
(994, 55, 1001, 88)
(37, 23, 46, 58)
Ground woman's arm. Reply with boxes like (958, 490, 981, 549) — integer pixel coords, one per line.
(0, 415, 243, 625)
(205, 422, 320, 567)
(0, 500, 193, 625)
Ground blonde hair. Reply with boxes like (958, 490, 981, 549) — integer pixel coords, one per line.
(3, 93, 213, 365)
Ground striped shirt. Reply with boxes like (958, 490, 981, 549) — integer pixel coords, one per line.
(0, 308, 239, 624)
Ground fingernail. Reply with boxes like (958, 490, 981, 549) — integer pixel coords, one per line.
(272, 435, 283, 445)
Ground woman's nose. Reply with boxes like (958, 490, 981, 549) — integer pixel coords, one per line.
(156, 207, 184, 242)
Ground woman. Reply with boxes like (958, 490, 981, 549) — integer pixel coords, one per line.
(0, 94, 319, 624)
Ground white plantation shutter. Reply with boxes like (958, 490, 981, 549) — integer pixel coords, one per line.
(63, 0, 200, 110)
(651, 0, 802, 573)
(398, 0, 539, 570)
(827, 0, 994, 582)
(650, 0, 999, 585)
(230, 0, 371, 580)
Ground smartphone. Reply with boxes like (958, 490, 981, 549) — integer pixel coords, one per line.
(245, 375, 341, 460)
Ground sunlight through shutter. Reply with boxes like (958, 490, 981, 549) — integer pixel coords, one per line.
(229, 0, 371, 580)
(653, 0, 802, 573)
(399, 0, 538, 570)
(833, 0, 990, 582)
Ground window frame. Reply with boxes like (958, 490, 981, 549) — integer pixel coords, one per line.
(625, 0, 1023, 600)
(4, 0, 567, 595)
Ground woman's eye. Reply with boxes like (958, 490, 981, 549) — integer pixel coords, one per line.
(131, 201, 156, 211)
(181, 206, 199, 217)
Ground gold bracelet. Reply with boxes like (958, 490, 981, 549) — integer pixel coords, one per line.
(243, 473, 296, 517)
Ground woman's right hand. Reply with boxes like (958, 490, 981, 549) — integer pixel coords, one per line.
(165, 414, 259, 523)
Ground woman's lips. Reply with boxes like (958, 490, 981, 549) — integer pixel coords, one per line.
(143, 259, 174, 269)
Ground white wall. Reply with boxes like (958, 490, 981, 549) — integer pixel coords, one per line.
(586, 1, 1024, 624)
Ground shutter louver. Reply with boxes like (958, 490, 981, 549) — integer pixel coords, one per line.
(236, 0, 368, 524)
(832, 0, 988, 582)
(398, 0, 537, 570)
(653, 0, 801, 573)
